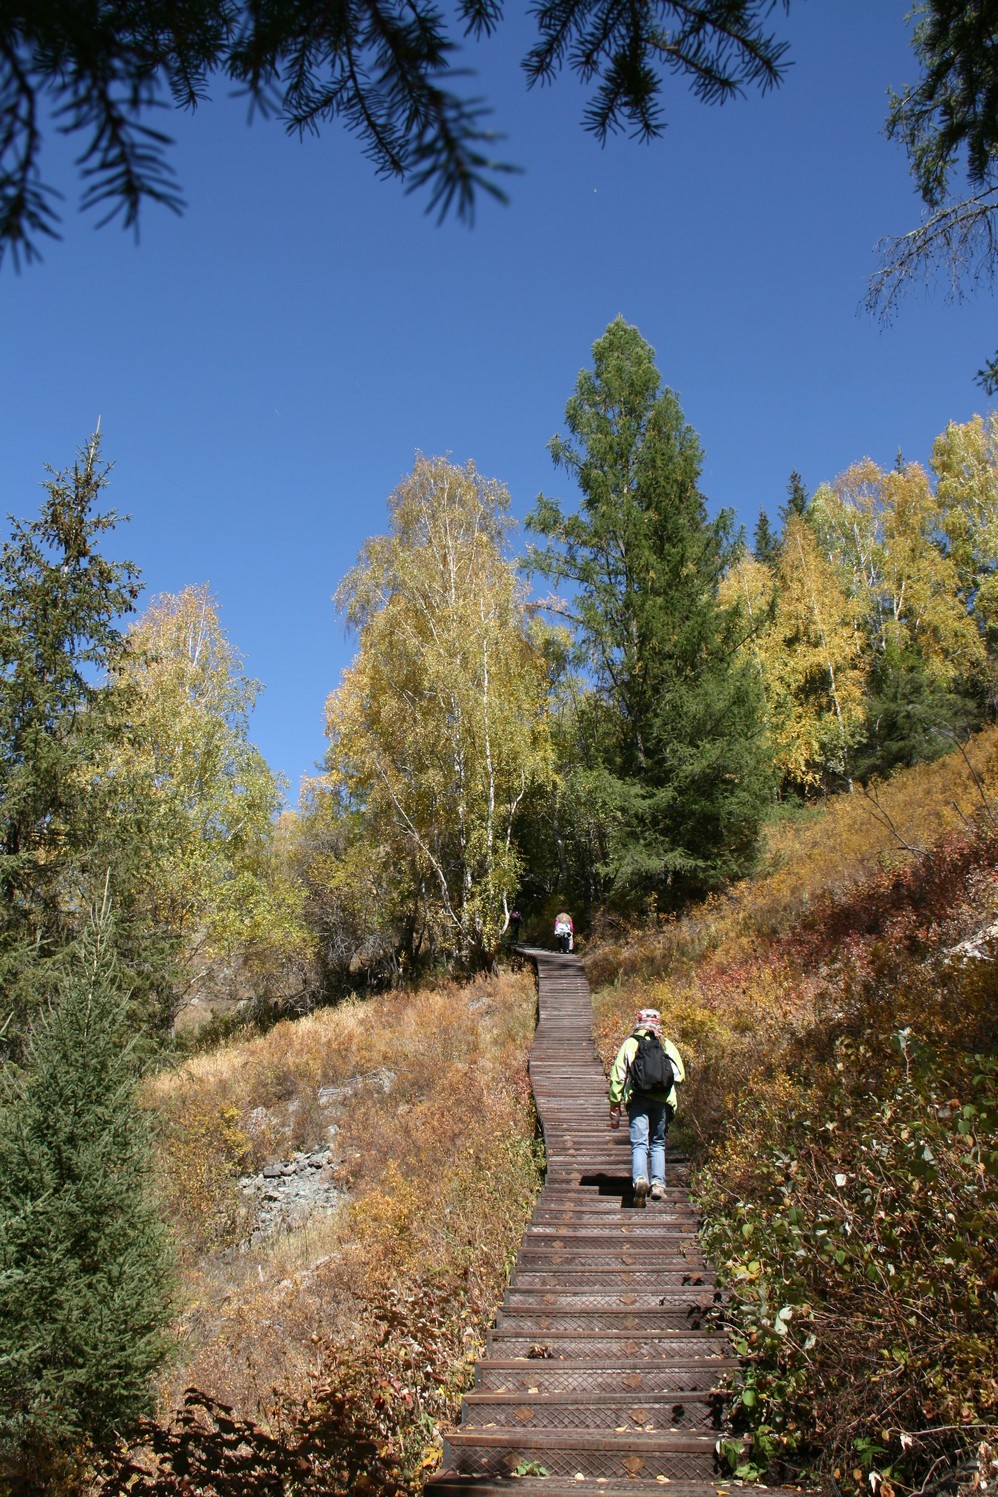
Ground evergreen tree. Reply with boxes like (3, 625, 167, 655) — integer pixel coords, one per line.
(753, 508, 779, 566)
(779, 469, 809, 530)
(874, 0, 998, 391)
(853, 641, 979, 782)
(525, 317, 771, 907)
(0, 434, 143, 1046)
(511, 677, 619, 919)
(0, 899, 174, 1490)
(2, 2, 791, 262)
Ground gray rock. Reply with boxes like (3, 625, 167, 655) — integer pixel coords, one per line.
(317, 1068, 396, 1107)
(237, 1143, 345, 1247)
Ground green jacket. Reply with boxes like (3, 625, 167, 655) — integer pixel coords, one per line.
(608, 1029, 685, 1110)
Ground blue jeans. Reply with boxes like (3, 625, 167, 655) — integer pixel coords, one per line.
(627, 1095, 668, 1187)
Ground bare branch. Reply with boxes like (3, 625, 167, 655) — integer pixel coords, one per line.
(858, 781, 927, 855)
(868, 188, 998, 324)
(930, 725, 996, 826)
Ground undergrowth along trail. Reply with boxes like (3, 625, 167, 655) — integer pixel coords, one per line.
(589, 728, 998, 1494)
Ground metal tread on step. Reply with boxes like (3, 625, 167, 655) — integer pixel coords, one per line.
(424, 948, 739, 1495)
(460, 1388, 726, 1432)
(429, 1481, 807, 1497)
(440, 1428, 721, 1483)
(474, 1358, 737, 1395)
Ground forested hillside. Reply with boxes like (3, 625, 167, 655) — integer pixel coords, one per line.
(1, 319, 997, 1492)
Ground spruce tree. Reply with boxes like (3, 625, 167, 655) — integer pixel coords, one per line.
(2, 2, 791, 263)
(0, 899, 174, 1489)
(0, 433, 151, 1050)
(779, 469, 809, 530)
(526, 317, 771, 907)
(753, 508, 779, 566)
(853, 642, 980, 781)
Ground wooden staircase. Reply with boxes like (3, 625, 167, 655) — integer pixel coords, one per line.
(425, 948, 736, 1497)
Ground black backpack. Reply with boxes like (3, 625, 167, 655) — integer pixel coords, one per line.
(628, 1031, 675, 1096)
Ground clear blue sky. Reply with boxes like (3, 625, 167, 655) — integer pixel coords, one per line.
(2, 0, 993, 802)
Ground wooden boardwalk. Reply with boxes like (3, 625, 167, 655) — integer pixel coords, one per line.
(426, 948, 734, 1497)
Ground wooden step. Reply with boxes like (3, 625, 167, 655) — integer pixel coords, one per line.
(461, 1389, 724, 1432)
(440, 1427, 720, 1482)
(485, 1331, 726, 1360)
(510, 1242, 711, 1263)
(473, 1356, 736, 1394)
(495, 1308, 714, 1335)
(502, 1289, 717, 1315)
(429, 1480, 771, 1497)
(511, 1269, 715, 1288)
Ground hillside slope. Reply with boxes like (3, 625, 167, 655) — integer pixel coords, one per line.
(98, 731, 998, 1496)
(588, 728, 998, 1494)
(98, 969, 542, 1493)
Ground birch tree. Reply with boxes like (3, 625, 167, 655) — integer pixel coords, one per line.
(722, 531, 866, 792)
(770, 517, 868, 790)
(323, 456, 552, 969)
(720, 553, 777, 714)
(932, 412, 998, 679)
(807, 460, 984, 777)
(102, 585, 307, 1019)
(811, 459, 984, 686)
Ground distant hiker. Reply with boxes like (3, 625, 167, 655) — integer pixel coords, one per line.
(608, 1008, 685, 1207)
(509, 908, 522, 942)
(553, 910, 574, 952)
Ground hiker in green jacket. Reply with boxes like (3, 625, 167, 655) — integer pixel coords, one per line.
(608, 1008, 684, 1207)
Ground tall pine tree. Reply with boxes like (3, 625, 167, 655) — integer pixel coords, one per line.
(753, 508, 779, 566)
(526, 317, 771, 907)
(0, 433, 146, 1048)
(780, 469, 809, 530)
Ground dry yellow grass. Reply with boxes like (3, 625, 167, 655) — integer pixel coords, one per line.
(146, 964, 541, 1443)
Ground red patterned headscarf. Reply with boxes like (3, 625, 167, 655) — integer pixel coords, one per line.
(634, 1008, 661, 1034)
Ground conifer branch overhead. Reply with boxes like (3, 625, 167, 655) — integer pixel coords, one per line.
(0, 0, 791, 262)
(871, 1, 998, 392)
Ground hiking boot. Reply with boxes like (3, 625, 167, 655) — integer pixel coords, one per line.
(649, 1181, 665, 1201)
(634, 1177, 649, 1207)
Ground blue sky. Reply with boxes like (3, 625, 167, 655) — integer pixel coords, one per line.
(2, 0, 993, 803)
